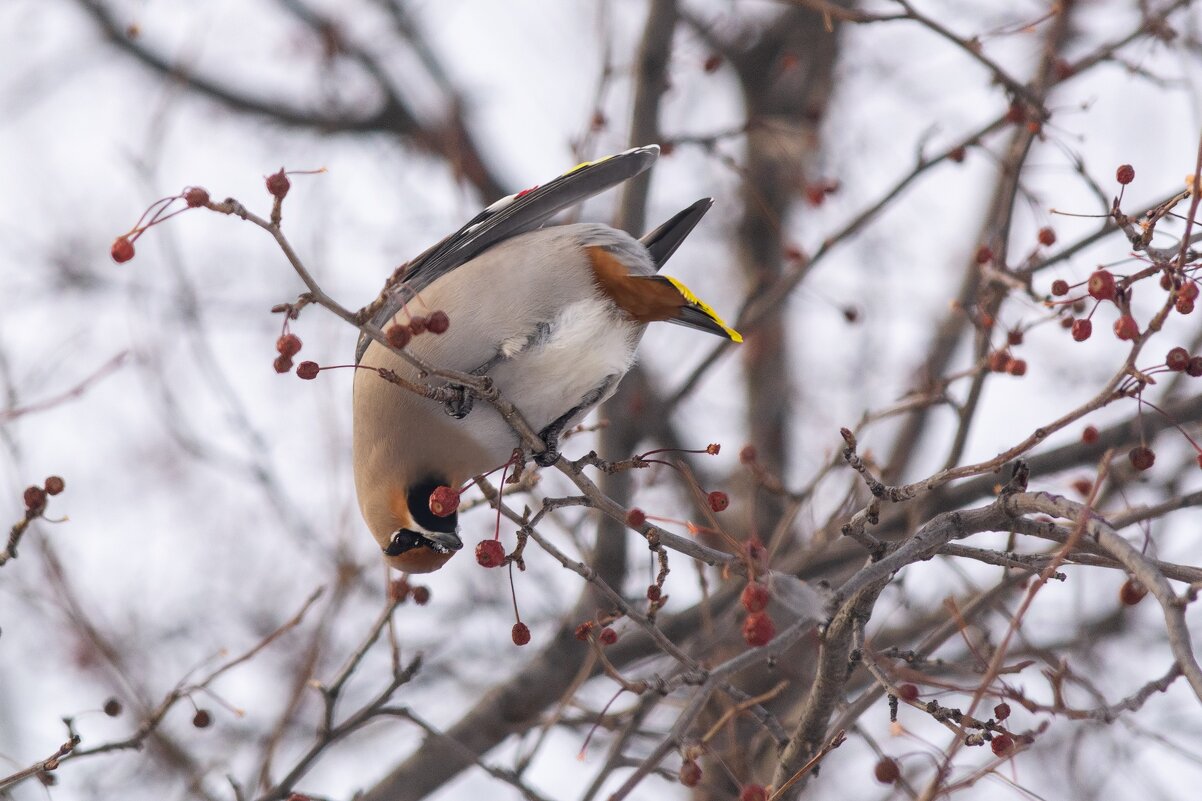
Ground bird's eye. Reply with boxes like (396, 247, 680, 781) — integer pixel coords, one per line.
(385, 528, 425, 556)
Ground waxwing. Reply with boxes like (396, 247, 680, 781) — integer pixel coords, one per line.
(353, 145, 740, 573)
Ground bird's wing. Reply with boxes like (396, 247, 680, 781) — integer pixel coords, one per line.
(356, 145, 660, 364)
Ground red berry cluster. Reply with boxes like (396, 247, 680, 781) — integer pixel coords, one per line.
(384, 310, 451, 351)
(388, 577, 431, 605)
(274, 333, 303, 374)
(740, 581, 775, 646)
(22, 476, 65, 516)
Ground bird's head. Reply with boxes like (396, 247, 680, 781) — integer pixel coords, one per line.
(380, 478, 463, 573)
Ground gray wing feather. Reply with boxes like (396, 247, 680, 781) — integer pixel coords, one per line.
(356, 145, 660, 364)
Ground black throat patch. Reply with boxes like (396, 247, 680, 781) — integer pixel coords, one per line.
(407, 478, 458, 534)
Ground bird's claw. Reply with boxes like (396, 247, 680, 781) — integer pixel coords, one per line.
(534, 430, 561, 467)
(444, 385, 474, 419)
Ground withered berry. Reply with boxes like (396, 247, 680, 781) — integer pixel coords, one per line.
(412, 586, 430, 605)
(741, 582, 770, 613)
(475, 539, 505, 568)
(1167, 347, 1190, 371)
(184, 187, 210, 208)
(266, 169, 290, 199)
(1051, 279, 1069, 297)
(273, 355, 293, 374)
(897, 683, 919, 702)
(427, 310, 450, 334)
(1007, 359, 1027, 377)
(679, 759, 702, 787)
(626, 508, 646, 528)
(428, 486, 460, 517)
(739, 784, 768, 801)
(707, 491, 729, 512)
(111, 237, 135, 263)
(192, 709, 212, 728)
(103, 698, 122, 717)
(386, 324, 411, 350)
(1116, 164, 1135, 185)
(1188, 356, 1202, 377)
(511, 622, 531, 646)
(44, 476, 65, 495)
(994, 702, 1011, 721)
(742, 612, 776, 647)
(1113, 315, 1138, 341)
(296, 361, 320, 380)
(1128, 446, 1155, 471)
(1082, 425, 1099, 444)
(874, 757, 900, 784)
(277, 334, 302, 358)
(408, 315, 428, 336)
(23, 486, 46, 511)
(1088, 270, 1116, 301)
(599, 627, 618, 645)
(990, 732, 1014, 756)
(1120, 577, 1148, 605)
(1037, 227, 1056, 246)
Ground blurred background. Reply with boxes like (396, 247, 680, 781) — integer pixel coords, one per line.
(2, 1, 1202, 799)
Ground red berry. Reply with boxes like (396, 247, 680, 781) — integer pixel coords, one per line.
(994, 702, 1011, 721)
(296, 361, 320, 380)
(741, 582, 770, 613)
(1188, 356, 1202, 377)
(1167, 347, 1190, 371)
(1120, 577, 1148, 605)
(949, 145, 967, 163)
(1006, 359, 1027, 377)
(739, 444, 758, 464)
(874, 757, 900, 784)
(897, 683, 919, 702)
(389, 578, 412, 603)
(707, 490, 729, 512)
(679, 759, 702, 787)
(184, 187, 210, 208)
(110, 237, 135, 263)
(742, 612, 776, 647)
(1088, 270, 1116, 301)
(192, 709, 212, 728)
(1182, 282, 1200, 301)
(990, 732, 1014, 756)
(975, 245, 993, 264)
(1116, 164, 1135, 185)
(273, 355, 293, 374)
(276, 334, 302, 358)
(475, 539, 505, 568)
(1113, 315, 1138, 341)
(23, 485, 46, 511)
(1128, 445, 1155, 471)
(266, 168, 290, 199)
(408, 315, 428, 336)
(1082, 425, 1099, 444)
(1007, 329, 1024, 346)
(647, 585, 662, 601)
(427, 310, 450, 334)
(739, 784, 768, 801)
(103, 698, 122, 717)
(987, 351, 1011, 372)
(703, 53, 722, 73)
(706, 443, 721, 455)
(411, 586, 430, 605)
(1037, 227, 1056, 246)
(1071, 478, 1093, 496)
(1051, 279, 1069, 296)
(1177, 297, 1195, 315)
(626, 508, 646, 528)
(386, 324, 411, 349)
(428, 485, 460, 517)
(599, 627, 618, 645)
(1161, 273, 1174, 290)
(511, 622, 531, 646)
(804, 185, 826, 206)
(44, 476, 65, 496)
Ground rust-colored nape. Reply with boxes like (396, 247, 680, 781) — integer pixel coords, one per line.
(587, 246, 683, 324)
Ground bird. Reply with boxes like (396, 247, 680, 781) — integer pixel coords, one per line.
(352, 145, 740, 573)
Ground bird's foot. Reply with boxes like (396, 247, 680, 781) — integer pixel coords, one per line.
(443, 385, 474, 419)
(533, 427, 562, 467)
